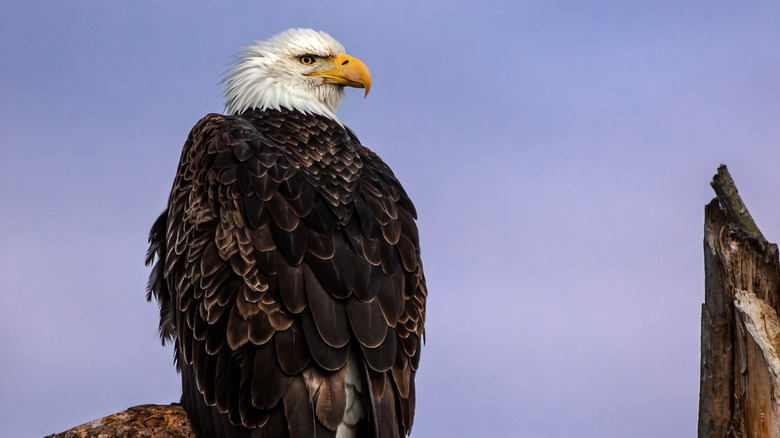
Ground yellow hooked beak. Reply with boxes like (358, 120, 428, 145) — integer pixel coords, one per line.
(307, 54, 372, 97)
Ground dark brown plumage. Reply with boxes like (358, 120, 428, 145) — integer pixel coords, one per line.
(146, 107, 426, 438)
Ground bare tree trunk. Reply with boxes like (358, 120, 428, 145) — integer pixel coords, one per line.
(699, 165, 780, 437)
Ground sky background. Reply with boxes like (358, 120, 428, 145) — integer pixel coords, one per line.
(2, 1, 780, 437)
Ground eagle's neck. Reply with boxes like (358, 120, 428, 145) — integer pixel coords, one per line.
(221, 63, 344, 124)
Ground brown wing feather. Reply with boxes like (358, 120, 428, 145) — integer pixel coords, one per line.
(146, 108, 426, 438)
(354, 144, 427, 435)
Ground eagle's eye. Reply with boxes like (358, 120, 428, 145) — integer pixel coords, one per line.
(299, 55, 316, 65)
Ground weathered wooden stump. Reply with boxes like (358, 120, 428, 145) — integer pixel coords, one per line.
(699, 165, 780, 437)
(46, 404, 196, 438)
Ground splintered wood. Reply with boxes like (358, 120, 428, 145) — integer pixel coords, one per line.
(699, 165, 780, 437)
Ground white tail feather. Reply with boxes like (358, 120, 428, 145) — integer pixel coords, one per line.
(336, 353, 367, 438)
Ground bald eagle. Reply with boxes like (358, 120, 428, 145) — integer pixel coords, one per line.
(146, 29, 426, 438)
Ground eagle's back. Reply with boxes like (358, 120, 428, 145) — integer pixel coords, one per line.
(147, 108, 425, 438)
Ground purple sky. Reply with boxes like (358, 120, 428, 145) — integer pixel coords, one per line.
(3, 2, 780, 437)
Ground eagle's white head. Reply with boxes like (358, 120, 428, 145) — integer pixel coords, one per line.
(222, 28, 371, 122)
